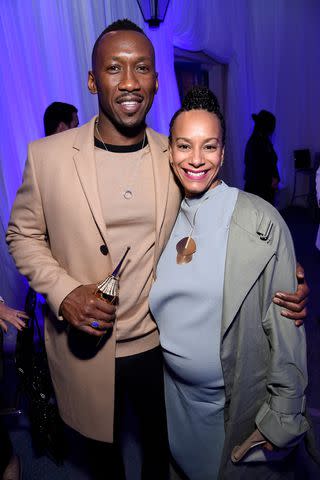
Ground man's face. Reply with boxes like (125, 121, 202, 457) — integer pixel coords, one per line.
(55, 112, 79, 134)
(69, 112, 79, 129)
(88, 30, 158, 132)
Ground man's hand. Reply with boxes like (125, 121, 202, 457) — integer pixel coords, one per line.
(273, 263, 309, 327)
(0, 302, 28, 333)
(60, 284, 116, 336)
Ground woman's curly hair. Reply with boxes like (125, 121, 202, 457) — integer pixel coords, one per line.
(169, 86, 226, 145)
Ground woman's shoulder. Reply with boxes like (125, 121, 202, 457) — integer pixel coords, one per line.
(233, 190, 291, 242)
(236, 190, 281, 217)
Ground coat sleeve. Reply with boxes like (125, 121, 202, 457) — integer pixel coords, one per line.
(6, 144, 81, 318)
(254, 219, 309, 448)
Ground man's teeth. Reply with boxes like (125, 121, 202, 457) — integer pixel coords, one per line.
(122, 101, 138, 105)
(186, 170, 206, 177)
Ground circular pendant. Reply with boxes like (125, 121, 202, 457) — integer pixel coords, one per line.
(176, 253, 193, 265)
(123, 190, 133, 200)
(176, 237, 196, 264)
(176, 236, 196, 256)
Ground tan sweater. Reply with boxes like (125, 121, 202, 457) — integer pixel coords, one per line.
(95, 144, 159, 357)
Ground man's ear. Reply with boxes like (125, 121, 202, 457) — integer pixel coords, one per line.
(155, 73, 159, 94)
(88, 70, 97, 94)
(168, 146, 173, 166)
(56, 122, 68, 133)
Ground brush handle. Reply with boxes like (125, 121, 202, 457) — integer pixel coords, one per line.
(112, 246, 130, 276)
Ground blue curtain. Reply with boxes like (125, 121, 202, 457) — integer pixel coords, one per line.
(1, 0, 320, 304)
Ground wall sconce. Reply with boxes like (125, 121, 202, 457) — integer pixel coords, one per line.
(136, 0, 170, 27)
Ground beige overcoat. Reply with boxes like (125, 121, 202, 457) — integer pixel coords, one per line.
(6, 117, 181, 442)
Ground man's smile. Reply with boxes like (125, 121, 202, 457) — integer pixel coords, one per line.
(116, 94, 144, 114)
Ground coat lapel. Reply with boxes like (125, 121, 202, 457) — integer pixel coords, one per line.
(221, 193, 276, 338)
(73, 116, 109, 246)
(146, 128, 172, 262)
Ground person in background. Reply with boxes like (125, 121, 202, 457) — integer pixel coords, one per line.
(316, 165, 320, 250)
(150, 87, 309, 479)
(43, 101, 79, 136)
(0, 296, 28, 480)
(244, 109, 280, 205)
(6, 20, 309, 480)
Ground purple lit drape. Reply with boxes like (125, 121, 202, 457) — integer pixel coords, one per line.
(1, 0, 320, 305)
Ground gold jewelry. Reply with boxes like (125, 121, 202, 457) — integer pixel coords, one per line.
(176, 195, 209, 265)
(95, 120, 147, 200)
(95, 120, 146, 154)
(95, 121, 109, 152)
(176, 236, 196, 264)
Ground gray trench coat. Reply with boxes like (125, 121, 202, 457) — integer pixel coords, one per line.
(218, 191, 309, 479)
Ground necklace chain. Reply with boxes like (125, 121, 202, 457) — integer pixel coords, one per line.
(95, 120, 146, 152)
(180, 195, 209, 236)
(175, 195, 209, 264)
(95, 119, 147, 200)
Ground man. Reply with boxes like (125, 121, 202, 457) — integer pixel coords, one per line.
(6, 19, 308, 479)
(244, 109, 280, 205)
(43, 101, 79, 136)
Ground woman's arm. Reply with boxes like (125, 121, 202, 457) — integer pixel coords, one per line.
(255, 224, 309, 448)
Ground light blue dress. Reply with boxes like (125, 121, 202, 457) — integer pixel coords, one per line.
(150, 182, 238, 480)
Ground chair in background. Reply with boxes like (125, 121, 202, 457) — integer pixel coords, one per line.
(290, 149, 314, 207)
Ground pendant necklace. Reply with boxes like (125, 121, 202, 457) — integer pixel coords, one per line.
(95, 120, 146, 200)
(176, 195, 209, 265)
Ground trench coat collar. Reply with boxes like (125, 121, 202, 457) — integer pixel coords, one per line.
(221, 191, 277, 338)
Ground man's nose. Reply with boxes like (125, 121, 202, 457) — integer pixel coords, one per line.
(119, 68, 140, 91)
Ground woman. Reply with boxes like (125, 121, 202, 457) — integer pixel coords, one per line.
(149, 87, 309, 479)
(0, 296, 27, 480)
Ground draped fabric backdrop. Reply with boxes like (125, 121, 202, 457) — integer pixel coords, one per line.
(0, 0, 319, 305)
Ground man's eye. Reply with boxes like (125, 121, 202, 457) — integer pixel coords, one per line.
(136, 65, 149, 72)
(107, 65, 121, 72)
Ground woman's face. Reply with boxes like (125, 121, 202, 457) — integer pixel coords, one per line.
(169, 110, 224, 197)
